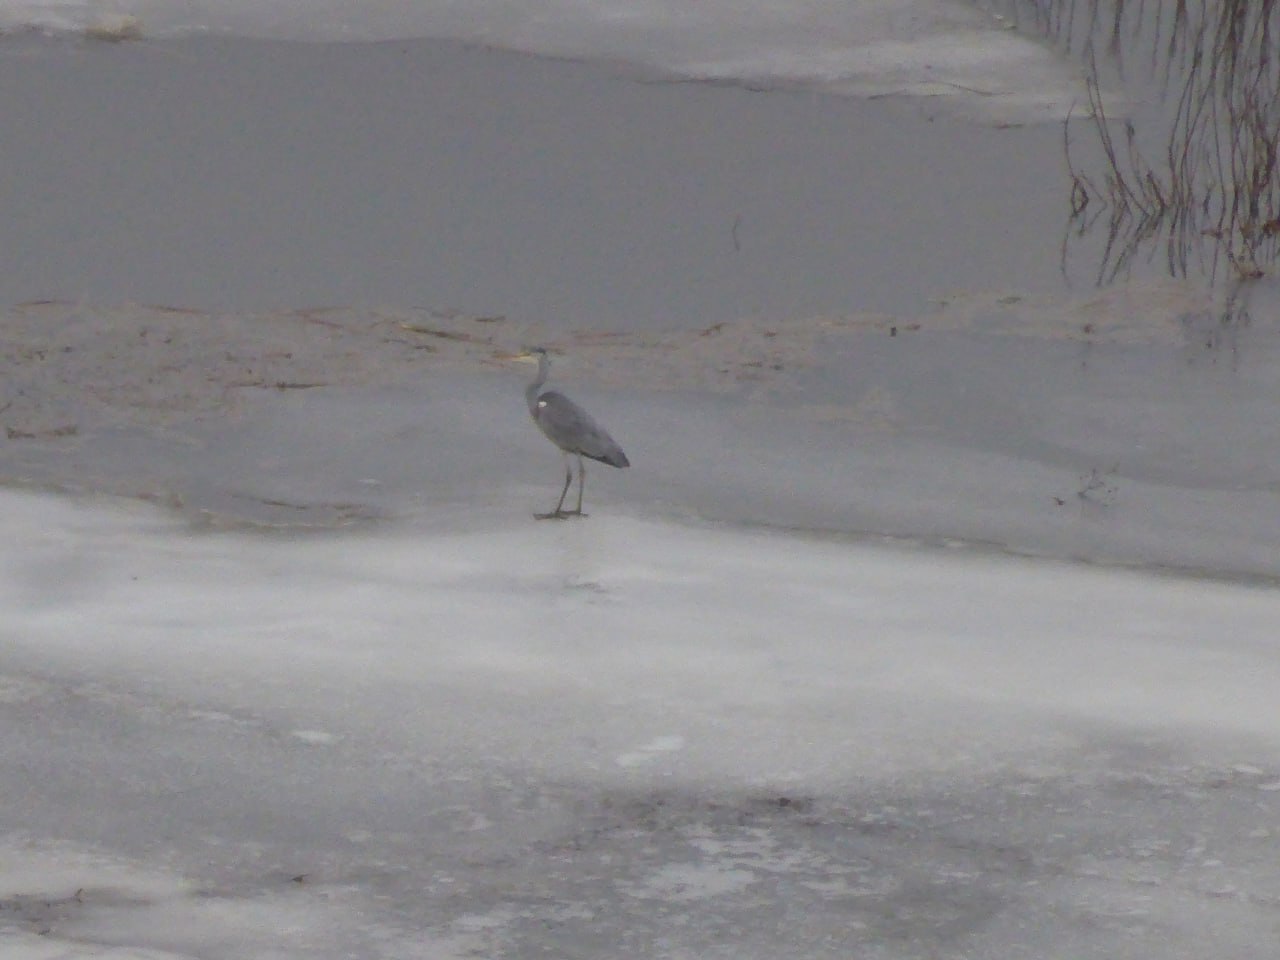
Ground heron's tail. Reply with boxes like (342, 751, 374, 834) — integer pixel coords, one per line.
(587, 444, 630, 468)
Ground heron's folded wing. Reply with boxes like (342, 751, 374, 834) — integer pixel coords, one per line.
(537, 392, 629, 467)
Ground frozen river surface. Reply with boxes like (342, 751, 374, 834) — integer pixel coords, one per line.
(3, 2, 1280, 957)
(3, 491, 1280, 959)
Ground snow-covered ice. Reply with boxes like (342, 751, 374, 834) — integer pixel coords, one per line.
(0, 0, 1082, 122)
(3, 489, 1280, 958)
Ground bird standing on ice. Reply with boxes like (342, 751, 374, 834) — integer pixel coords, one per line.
(514, 348, 629, 519)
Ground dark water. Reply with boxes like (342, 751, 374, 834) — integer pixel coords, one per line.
(0, 34, 1080, 327)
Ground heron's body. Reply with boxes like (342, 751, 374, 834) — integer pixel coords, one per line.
(522, 350, 628, 518)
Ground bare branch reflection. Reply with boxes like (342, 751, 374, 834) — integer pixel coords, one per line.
(1015, 1, 1280, 284)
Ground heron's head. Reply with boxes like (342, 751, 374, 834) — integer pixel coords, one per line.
(510, 347, 551, 366)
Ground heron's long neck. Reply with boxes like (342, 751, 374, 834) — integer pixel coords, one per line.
(525, 354, 549, 417)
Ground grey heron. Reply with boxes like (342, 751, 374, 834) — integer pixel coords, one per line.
(515, 348, 629, 519)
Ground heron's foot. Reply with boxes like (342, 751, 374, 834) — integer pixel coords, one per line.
(534, 510, 571, 520)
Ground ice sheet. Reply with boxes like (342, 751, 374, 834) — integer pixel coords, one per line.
(3, 489, 1279, 958)
(0, 1, 1081, 121)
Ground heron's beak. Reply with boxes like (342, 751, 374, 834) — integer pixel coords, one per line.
(509, 352, 537, 365)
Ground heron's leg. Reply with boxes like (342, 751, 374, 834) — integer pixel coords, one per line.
(571, 455, 587, 516)
(535, 454, 574, 520)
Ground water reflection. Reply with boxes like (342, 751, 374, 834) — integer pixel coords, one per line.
(1175, 278, 1254, 369)
(1004, 1, 1280, 292)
